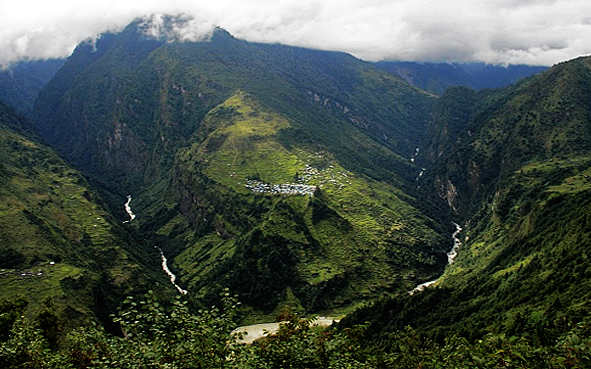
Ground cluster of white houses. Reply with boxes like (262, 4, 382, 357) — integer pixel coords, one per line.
(245, 179, 317, 196)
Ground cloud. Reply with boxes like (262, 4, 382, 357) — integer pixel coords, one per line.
(1, 0, 591, 67)
(136, 14, 216, 42)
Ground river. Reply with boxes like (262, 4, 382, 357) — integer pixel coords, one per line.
(121, 194, 187, 294)
(122, 195, 136, 223)
(156, 246, 188, 295)
(232, 317, 340, 344)
(410, 222, 462, 294)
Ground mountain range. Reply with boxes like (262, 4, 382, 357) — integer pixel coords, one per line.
(374, 61, 547, 95)
(1, 15, 589, 362)
(0, 59, 64, 116)
(29, 18, 452, 319)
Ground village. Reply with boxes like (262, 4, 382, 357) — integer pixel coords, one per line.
(0, 261, 56, 279)
(245, 180, 317, 196)
(234, 149, 361, 197)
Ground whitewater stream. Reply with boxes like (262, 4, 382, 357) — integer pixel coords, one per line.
(156, 246, 188, 295)
(410, 222, 463, 294)
(121, 195, 187, 294)
(122, 195, 136, 223)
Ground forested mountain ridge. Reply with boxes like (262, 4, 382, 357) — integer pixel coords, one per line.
(425, 56, 591, 215)
(341, 55, 591, 353)
(28, 16, 450, 319)
(374, 60, 547, 95)
(32, 19, 434, 188)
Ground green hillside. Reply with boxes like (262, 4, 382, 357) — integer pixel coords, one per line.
(340, 56, 591, 354)
(0, 102, 162, 333)
(145, 90, 447, 319)
(32, 22, 435, 192)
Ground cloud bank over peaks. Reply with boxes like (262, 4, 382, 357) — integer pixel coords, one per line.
(1, 0, 591, 68)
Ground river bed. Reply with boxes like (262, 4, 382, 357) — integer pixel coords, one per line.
(232, 317, 340, 344)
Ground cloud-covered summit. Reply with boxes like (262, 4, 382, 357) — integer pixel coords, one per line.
(1, 0, 591, 68)
(136, 14, 216, 43)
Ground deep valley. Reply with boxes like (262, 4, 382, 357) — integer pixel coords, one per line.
(1, 14, 590, 368)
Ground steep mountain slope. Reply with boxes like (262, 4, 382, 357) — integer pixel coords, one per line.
(0, 102, 160, 332)
(33, 20, 434, 188)
(31, 16, 450, 317)
(0, 59, 64, 115)
(341, 56, 591, 345)
(374, 61, 547, 95)
(158, 90, 448, 316)
(427, 57, 591, 214)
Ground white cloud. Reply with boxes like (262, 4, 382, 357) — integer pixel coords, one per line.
(135, 14, 215, 42)
(1, 0, 591, 67)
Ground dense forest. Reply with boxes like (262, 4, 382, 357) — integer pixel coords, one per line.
(1, 290, 590, 368)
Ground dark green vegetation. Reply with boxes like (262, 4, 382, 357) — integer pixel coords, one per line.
(0, 59, 64, 115)
(2, 14, 591, 368)
(375, 61, 547, 95)
(1, 291, 589, 368)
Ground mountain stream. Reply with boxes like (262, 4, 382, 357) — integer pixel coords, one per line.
(156, 247, 188, 295)
(410, 222, 463, 294)
(122, 195, 187, 294)
(122, 195, 136, 223)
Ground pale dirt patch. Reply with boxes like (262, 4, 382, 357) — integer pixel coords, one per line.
(232, 317, 340, 344)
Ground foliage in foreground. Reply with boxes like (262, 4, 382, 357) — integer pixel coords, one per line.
(1, 291, 590, 369)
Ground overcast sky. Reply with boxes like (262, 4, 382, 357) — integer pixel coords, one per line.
(1, 0, 591, 68)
